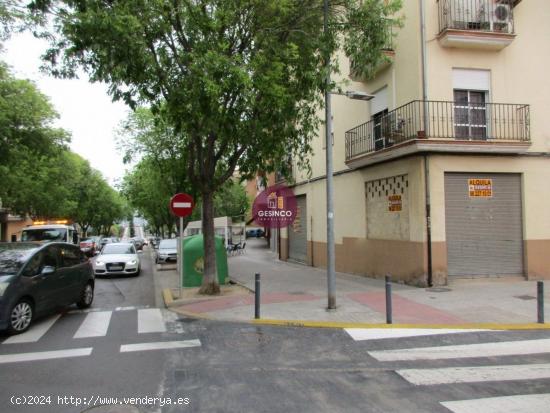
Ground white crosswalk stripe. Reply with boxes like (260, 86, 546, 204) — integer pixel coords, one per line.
(367, 334, 550, 412)
(368, 338, 550, 361)
(441, 394, 550, 413)
(345, 328, 490, 341)
(3, 314, 61, 344)
(1, 308, 173, 344)
(120, 339, 201, 353)
(73, 311, 112, 338)
(397, 363, 550, 385)
(0, 347, 93, 364)
(137, 308, 167, 334)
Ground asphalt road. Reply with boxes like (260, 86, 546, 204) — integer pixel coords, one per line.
(1, 248, 549, 413)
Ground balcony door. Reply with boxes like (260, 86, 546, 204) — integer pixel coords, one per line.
(454, 89, 487, 140)
(373, 109, 388, 150)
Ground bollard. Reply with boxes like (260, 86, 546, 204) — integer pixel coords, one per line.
(255, 273, 261, 319)
(385, 275, 392, 324)
(538, 281, 544, 324)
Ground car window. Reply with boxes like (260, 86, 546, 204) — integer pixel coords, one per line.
(102, 244, 136, 255)
(42, 246, 59, 268)
(159, 239, 177, 249)
(60, 246, 81, 268)
(21, 251, 44, 277)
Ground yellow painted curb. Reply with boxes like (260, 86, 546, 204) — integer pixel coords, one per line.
(162, 288, 174, 307)
(251, 319, 550, 330)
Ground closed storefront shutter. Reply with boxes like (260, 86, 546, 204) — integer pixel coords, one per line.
(288, 195, 307, 264)
(444, 173, 524, 277)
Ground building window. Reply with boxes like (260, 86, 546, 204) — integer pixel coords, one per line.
(453, 89, 487, 140)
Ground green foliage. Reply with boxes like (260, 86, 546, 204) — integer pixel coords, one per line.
(0, 63, 125, 229)
(190, 179, 249, 221)
(33, 0, 402, 290)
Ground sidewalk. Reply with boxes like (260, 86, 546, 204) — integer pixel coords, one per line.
(163, 238, 550, 327)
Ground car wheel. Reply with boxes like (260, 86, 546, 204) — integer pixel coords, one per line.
(135, 268, 141, 277)
(76, 282, 94, 309)
(8, 299, 33, 335)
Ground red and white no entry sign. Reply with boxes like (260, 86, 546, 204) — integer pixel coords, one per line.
(170, 193, 194, 217)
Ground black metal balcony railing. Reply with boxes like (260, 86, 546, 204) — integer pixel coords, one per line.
(345, 100, 530, 161)
(438, 0, 515, 34)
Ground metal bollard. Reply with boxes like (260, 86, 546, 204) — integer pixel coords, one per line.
(255, 273, 261, 319)
(538, 281, 544, 324)
(385, 275, 392, 324)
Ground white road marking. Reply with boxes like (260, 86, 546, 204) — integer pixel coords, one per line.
(398, 363, 550, 385)
(441, 394, 550, 413)
(345, 328, 490, 341)
(0, 348, 92, 364)
(3, 314, 61, 344)
(116, 306, 136, 311)
(120, 340, 201, 353)
(73, 311, 112, 338)
(137, 309, 167, 333)
(369, 338, 550, 362)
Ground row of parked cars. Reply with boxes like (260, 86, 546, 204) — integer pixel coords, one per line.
(0, 235, 146, 335)
(79, 236, 147, 257)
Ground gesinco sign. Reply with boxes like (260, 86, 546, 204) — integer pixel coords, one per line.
(252, 184, 297, 228)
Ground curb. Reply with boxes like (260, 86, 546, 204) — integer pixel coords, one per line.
(250, 319, 550, 330)
(162, 284, 549, 331)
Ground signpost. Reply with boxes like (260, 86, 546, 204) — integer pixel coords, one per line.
(170, 193, 194, 297)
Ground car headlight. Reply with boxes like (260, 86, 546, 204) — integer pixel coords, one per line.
(95, 261, 105, 266)
(128, 260, 137, 265)
(0, 282, 9, 297)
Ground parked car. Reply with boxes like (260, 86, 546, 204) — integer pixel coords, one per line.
(131, 237, 145, 251)
(94, 243, 141, 276)
(246, 228, 264, 238)
(0, 242, 95, 335)
(155, 238, 178, 264)
(99, 237, 117, 250)
(79, 237, 98, 257)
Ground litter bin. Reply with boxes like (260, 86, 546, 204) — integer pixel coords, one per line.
(181, 234, 228, 287)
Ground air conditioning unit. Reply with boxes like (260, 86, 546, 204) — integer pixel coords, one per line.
(491, 3, 512, 33)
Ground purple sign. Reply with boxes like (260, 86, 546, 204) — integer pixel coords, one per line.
(252, 184, 297, 229)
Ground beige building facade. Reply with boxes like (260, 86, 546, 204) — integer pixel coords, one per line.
(279, 0, 549, 286)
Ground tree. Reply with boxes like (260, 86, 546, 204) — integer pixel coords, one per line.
(120, 157, 177, 238)
(33, 0, 401, 294)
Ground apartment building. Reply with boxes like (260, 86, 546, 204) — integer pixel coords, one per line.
(279, 0, 549, 286)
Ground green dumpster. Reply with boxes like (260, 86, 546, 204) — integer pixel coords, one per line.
(181, 234, 228, 287)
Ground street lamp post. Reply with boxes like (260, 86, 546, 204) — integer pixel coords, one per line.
(323, 0, 373, 310)
(324, 90, 372, 311)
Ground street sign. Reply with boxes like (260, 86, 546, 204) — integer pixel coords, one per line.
(170, 193, 194, 217)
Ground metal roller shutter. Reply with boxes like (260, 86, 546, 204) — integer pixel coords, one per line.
(444, 173, 524, 277)
(288, 195, 307, 263)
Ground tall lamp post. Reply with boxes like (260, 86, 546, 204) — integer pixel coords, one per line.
(324, 90, 373, 310)
(324, 0, 374, 311)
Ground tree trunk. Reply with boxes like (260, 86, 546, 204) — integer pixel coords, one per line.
(199, 189, 220, 295)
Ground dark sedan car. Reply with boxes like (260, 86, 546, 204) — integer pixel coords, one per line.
(0, 242, 95, 335)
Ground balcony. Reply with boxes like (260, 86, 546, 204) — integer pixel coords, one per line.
(345, 100, 530, 168)
(437, 0, 516, 50)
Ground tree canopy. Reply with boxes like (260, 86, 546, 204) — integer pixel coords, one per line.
(32, 0, 402, 293)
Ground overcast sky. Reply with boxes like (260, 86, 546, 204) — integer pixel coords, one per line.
(2, 32, 130, 187)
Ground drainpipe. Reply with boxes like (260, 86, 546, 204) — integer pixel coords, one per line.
(424, 155, 433, 287)
(420, 1, 433, 287)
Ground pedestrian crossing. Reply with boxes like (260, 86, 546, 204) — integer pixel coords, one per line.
(2, 308, 177, 345)
(346, 328, 550, 413)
